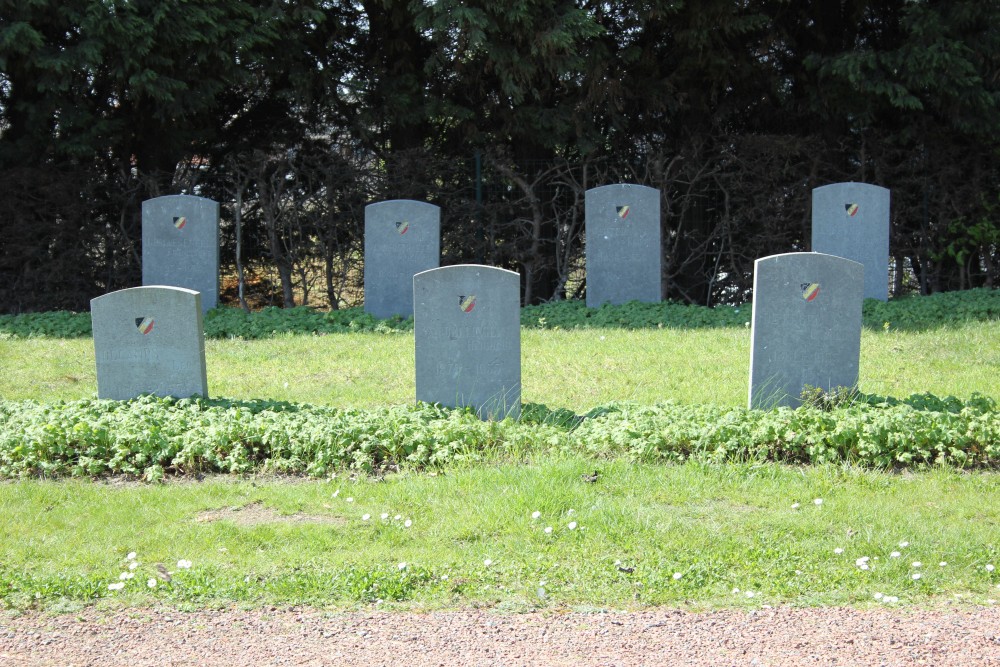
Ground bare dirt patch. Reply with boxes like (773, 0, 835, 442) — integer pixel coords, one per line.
(195, 501, 347, 527)
(3, 605, 1000, 666)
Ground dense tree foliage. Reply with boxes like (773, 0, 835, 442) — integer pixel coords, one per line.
(0, 0, 997, 311)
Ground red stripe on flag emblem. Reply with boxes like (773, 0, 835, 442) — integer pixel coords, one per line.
(459, 295, 476, 313)
(135, 317, 155, 334)
(800, 283, 820, 302)
(173, 216, 187, 229)
(616, 205, 630, 219)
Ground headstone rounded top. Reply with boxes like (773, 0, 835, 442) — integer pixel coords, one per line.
(586, 183, 659, 197)
(91, 285, 201, 306)
(143, 193, 217, 205)
(414, 264, 520, 281)
(812, 182, 889, 196)
(755, 251, 864, 271)
(365, 199, 440, 213)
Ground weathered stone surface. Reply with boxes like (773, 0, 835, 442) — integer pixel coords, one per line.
(748, 252, 863, 409)
(811, 182, 890, 301)
(142, 195, 220, 311)
(585, 183, 662, 307)
(413, 265, 520, 420)
(91, 286, 208, 400)
(365, 200, 440, 318)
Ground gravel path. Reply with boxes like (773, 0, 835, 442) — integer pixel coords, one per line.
(3, 606, 1000, 666)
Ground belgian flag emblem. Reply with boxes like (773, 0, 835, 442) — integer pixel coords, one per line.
(800, 283, 820, 302)
(616, 205, 631, 220)
(845, 204, 859, 217)
(135, 317, 155, 334)
(173, 216, 187, 229)
(395, 221, 409, 235)
(459, 295, 476, 313)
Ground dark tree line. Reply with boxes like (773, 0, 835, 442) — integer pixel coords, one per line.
(1, 0, 997, 312)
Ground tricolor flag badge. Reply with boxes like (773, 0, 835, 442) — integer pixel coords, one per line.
(616, 205, 631, 220)
(800, 283, 820, 302)
(845, 203, 859, 217)
(395, 221, 409, 235)
(459, 295, 476, 313)
(173, 216, 187, 229)
(135, 317, 155, 334)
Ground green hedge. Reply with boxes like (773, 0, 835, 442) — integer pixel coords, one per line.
(1, 393, 996, 480)
(1, 287, 997, 338)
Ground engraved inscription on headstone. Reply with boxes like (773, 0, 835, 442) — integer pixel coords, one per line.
(748, 252, 863, 409)
(142, 195, 221, 312)
(413, 265, 520, 420)
(811, 182, 890, 302)
(365, 200, 441, 319)
(91, 286, 209, 400)
(585, 183, 662, 307)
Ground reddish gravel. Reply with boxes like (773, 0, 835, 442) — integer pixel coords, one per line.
(3, 606, 1000, 666)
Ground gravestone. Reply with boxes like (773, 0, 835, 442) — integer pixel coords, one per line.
(413, 265, 520, 420)
(365, 200, 440, 318)
(811, 182, 890, 301)
(91, 286, 209, 400)
(585, 183, 662, 307)
(748, 252, 863, 410)
(142, 194, 220, 312)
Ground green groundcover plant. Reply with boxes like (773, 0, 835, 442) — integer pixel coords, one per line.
(0, 392, 996, 481)
(1, 287, 997, 339)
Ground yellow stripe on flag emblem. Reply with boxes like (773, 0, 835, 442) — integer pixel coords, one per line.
(801, 283, 820, 302)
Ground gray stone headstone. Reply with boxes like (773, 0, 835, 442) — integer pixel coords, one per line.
(91, 286, 208, 400)
(748, 252, 863, 410)
(811, 182, 890, 301)
(413, 265, 520, 420)
(364, 200, 441, 318)
(142, 195, 220, 312)
(585, 183, 662, 307)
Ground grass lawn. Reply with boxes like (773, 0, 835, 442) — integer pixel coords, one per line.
(2, 459, 999, 611)
(1, 321, 998, 410)
(1, 317, 998, 611)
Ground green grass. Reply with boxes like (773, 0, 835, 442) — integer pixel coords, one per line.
(1, 289, 998, 612)
(2, 323, 998, 410)
(2, 459, 999, 611)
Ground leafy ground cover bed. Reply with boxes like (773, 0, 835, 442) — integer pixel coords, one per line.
(1, 392, 996, 481)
